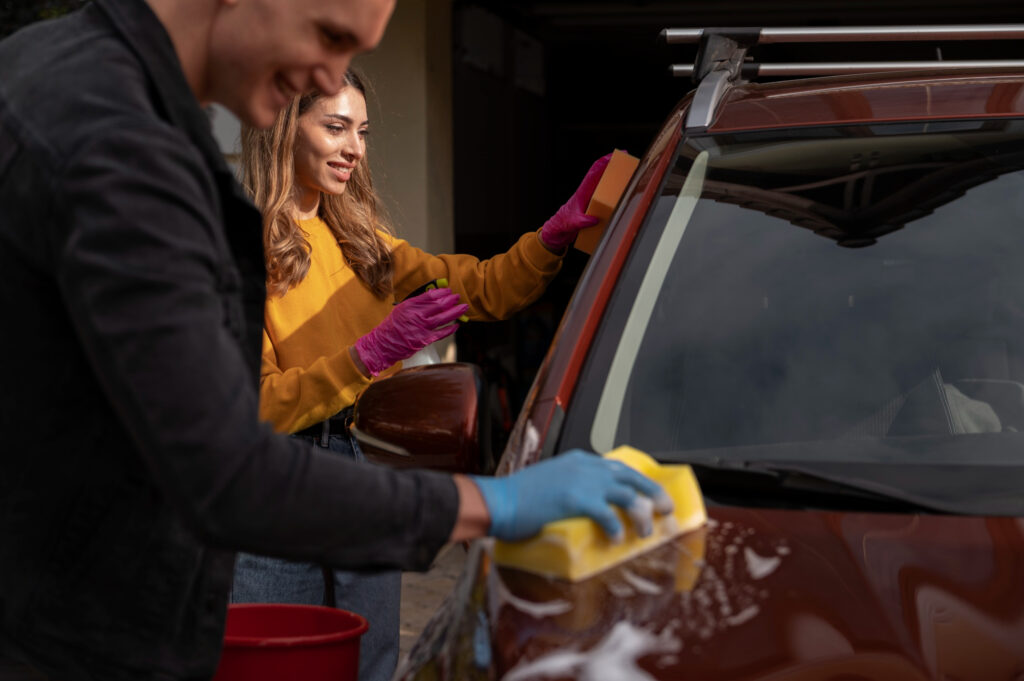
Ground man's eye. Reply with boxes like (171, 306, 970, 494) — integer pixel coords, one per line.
(320, 27, 353, 50)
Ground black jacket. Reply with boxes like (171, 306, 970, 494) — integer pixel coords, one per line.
(0, 2, 458, 678)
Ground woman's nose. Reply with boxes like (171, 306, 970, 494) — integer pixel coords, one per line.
(342, 132, 365, 160)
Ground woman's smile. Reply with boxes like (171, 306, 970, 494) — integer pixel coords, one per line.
(327, 160, 355, 182)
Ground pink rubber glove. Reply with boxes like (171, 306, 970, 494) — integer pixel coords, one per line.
(354, 288, 469, 376)
(539, 152, 613, 252)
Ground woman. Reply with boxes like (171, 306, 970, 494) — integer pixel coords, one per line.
(233, 70, 610, 681)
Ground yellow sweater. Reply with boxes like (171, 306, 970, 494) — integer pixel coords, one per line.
(260, 216, 565, 434)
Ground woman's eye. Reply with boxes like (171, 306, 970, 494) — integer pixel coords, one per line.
(359, 129, 370, 138)
(326, 124, 345, 133)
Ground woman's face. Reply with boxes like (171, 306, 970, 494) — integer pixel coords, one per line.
(294, 87, 368, 198)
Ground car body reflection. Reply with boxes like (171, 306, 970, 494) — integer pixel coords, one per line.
(400, 509, 1024, 680)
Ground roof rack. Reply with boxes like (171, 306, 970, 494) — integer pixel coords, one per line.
(662, 25, 1024, 132)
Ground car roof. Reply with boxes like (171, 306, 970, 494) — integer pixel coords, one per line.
(663, 26, 1024, 134)
(709, 69, 1024, 132)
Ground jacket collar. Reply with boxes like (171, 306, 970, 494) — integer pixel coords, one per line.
(93, 0, 236, 184)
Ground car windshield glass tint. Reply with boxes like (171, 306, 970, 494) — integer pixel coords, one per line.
(570, 120, 1024, 508)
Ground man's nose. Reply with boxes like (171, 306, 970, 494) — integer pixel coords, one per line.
(311, 58, 352, 96)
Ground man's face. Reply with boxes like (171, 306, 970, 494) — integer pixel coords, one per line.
(206, 0, 394, 128)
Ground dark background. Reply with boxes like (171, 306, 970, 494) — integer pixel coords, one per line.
(451, 1, 1024, 451)
(0, 0, 86, 37)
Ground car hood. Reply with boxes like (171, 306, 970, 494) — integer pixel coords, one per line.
(397, 507, 1024, 680)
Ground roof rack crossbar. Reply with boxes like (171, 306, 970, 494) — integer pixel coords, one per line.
(672, 60, 1024, 78)
(663, 25, 1024, 45)
(665, 24, 1024, 133)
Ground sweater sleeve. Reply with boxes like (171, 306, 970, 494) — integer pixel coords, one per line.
(391, 230, 564, 321)
(259, 327, 372, 434)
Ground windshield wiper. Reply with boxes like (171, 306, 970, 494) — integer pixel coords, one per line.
(684, 458, 961, 514)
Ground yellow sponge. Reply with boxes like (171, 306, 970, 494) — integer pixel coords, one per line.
(493, 446, 706, 582)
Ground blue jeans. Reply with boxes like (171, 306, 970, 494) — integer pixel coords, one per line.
(231, 429, 401, 681)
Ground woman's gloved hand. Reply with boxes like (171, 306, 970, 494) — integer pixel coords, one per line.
(471, 449, 674, 542)
(354, 288, 469, 376)
(539, 153, 613, 252)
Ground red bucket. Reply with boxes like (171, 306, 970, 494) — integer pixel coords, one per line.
(213, 604, 368, 681)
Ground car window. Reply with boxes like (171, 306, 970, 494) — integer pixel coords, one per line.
(563, 119, 1024, 510)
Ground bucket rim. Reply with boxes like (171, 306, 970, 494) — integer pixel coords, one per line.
(223, 603, 369, 648)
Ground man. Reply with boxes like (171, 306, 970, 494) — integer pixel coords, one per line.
(0, 1, 671, 678)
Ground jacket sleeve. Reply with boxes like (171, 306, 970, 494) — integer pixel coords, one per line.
(390, 230, 564, 321)
(259, 327, 371, 434)
(54, 121, 457, 571)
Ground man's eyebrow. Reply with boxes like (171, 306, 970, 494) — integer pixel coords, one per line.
(325, 114, 369, 126)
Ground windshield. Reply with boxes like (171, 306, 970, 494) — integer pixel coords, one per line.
(561, 119, 1024, 513)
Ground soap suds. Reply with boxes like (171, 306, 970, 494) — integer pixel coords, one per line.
(523, 422, 540, 456)
(670, 519, 790, 639)
(627, 496, 655, 537)
(606, 581, 635, 599)
(494, 578, 573, 618)
(502, 621, 681, 681)
(491, 517, 791, 675)
(620, 568, 662, 595)
(725, 605, 760, 626)
(744, 547, 781, 580)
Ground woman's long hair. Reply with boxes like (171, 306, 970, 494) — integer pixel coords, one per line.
(242, 71, 394, 298)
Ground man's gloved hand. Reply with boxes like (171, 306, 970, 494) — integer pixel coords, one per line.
(538, 153, 613, 252)
(471, 449, 674, 542)
(354, 288, 469, 376)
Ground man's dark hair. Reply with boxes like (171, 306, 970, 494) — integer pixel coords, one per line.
(0, 0, 89, 39)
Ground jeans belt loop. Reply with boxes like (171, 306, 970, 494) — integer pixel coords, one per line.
(319, 420, 330, 448)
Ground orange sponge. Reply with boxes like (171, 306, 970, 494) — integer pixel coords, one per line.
(574, 149, 640, 254)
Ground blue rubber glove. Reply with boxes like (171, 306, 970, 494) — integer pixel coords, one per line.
(471, 449, 674, 542)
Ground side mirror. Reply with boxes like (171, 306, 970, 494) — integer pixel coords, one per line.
(350, 362, 493, 474)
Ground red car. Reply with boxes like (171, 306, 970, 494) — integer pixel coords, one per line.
(354, 25, 1024, 681)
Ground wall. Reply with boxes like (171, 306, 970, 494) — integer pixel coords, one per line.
(357, 0, 454, 256)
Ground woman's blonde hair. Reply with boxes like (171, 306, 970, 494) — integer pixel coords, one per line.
(241, 71, 394, 298)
